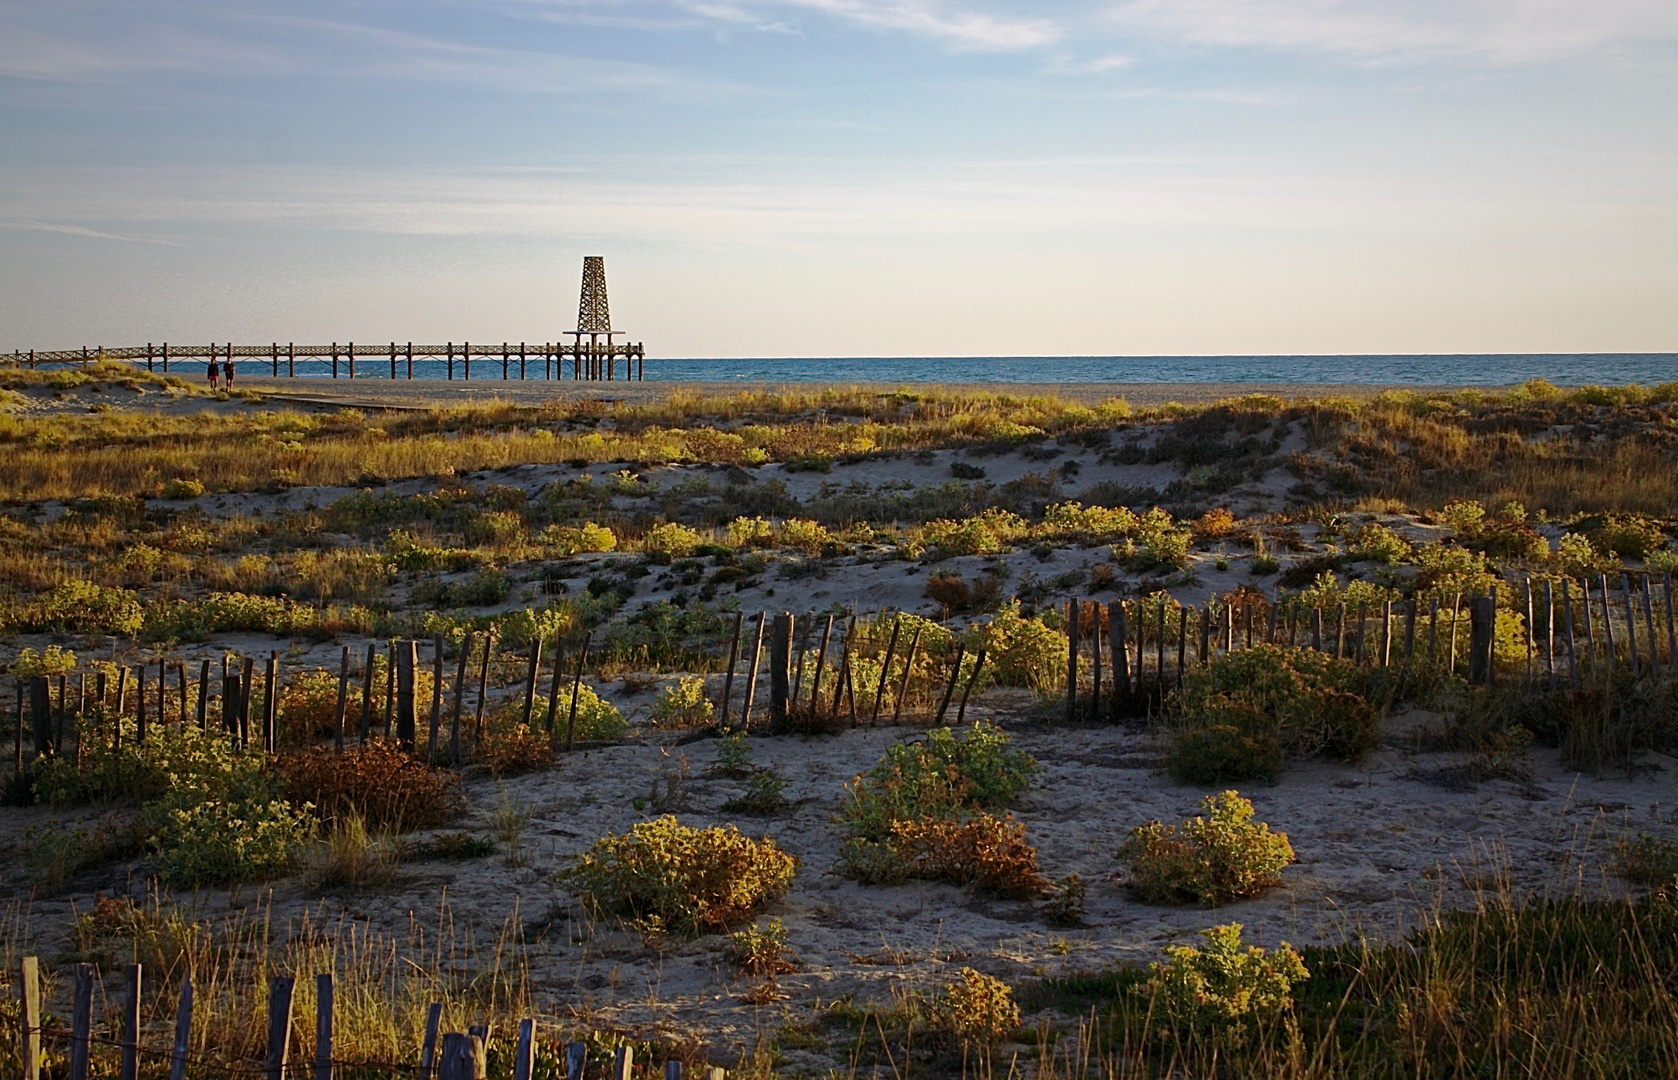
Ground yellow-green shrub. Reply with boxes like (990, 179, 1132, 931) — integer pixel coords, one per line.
(1143, 923, 1308, 1031)
(1119, 791, 1295, 905)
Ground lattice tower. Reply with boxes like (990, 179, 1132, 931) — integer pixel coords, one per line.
(576, 256, 611, 334)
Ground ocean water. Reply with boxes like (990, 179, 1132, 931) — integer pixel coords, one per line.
(165, 353, 1677, 385)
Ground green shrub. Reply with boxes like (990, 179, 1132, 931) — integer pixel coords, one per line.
(1610, 833, 1678, 895)
(777, 518, 831, 554)
(1437, 499, 1487, 537)
(1041, 502, 1139, 541)
(1119, 790, 1295, 905)
(725, 918, 796, 976)
(2, 579, 143, 636)
(148, 792, 314, 886)
(935, 968, 1021, 1048)
(1167, 644, 1376, 783)
(464, 509, 526, 547)
(9, 645, 78, 678)
(640, 522, 705, 558)
(161, 477, 205, 499)
(1143, 923, 1308, 1031)
(539, 521, 617, 555)
(1349, 522, 1411, 564)
(725, 516, 774, 547)
(1586, 515, 1668, 559)
(564, 815, 797, 934)
(651, 675, 714, 727)
(965, 601, 1066, 692)
(1552, 532, 1614, 576)
(540, 682, 627, 741)
(919, 509, 1030, 558)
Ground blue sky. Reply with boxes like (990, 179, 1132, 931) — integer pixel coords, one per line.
(2, 0, 1676, 357)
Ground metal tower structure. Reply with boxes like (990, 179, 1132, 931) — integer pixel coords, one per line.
(576, 256, 611, 334)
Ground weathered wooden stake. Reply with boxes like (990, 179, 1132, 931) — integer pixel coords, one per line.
(935, 644, 965, 725)
(1621, 573, 1640, 675)
(768, 612, 791, 727)
(521, 637, 543, 728)
(1311, 606, 1322, 652)
(810, 614, 835, 714)
(565, 1041, 587, 1080)
(513, 1019, 535, 1080)
(872, 619, 901, 724)
(720, 610, 745, 728)
(397, 640, 417, 748)
(956, 649, 985, 724)
(1468, 596, 1495, 685)
(429, 635, 446, 760)
(360, 643, 377, 740)
(1641, 576, 1660, 676)
(170, 976, 193, 1080)
(440, 1033, 486, 1080)
(420, 1004, 444, 1080)
(474, 632, 494, 746)
(266, 975, 295, 1080)
(68, 963, 93, 1080)
(19, 956, 40, 1080)
(314, 973, 334, 1080)
(565, 637, 591, 750)
(1448, 593, 1463, 674)
(196, 659, 210, 730)
(120, 964, 142, 1080)
(1089, 604, 1103, 719)
(334, 646, 350, 750)
(1176, 606, 1188, 687)
(1543, 579, 1556, 690)
(738, 614, 766, 731)
(1065, 598, 1080, 722)
(613, 1044, 633, 1080)
(451, 631, 473, 761)
(893, 626, 922, 723)
(543, 638, 567, 736)
(1109, 601, 1130, 709)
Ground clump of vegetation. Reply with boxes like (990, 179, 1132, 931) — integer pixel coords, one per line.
(1166, 644, 1377, 784)
(725, 918, 796, 976)
(564, 815, 797, 934)
(651, 675, 714, 727)
(1142, 923, 1308, 1034)
(1043, 873, 1087, 927)
(304, 812, 400, 890)
(837, 722, 1044, 893)
(934, 968, 1021, 1049)
(1118, 791, 1295, 905)
(477, 724, 555, 775)
(724, 767, 789, 815)
(1610, 833, 1678, 895)
(278, 740, 462, 829)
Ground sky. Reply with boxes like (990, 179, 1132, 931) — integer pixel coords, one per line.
(2, 0, 1676, 358)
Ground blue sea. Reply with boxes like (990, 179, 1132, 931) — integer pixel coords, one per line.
(117, 352, 1678, 385)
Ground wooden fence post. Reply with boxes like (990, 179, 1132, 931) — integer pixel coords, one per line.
(665, 1061, 683, 1080)
(1641, 576, 1661, 676)
(521, 638, 543, 728)
(613, 1045, 633, 1080)
(196, 659, 210, 730)
(334, 646, 350, 750)
(1089, 604, 1103, 718)
(169, 976, 193, 1080)
(770, 611, 792, 727)
(264, 654, 279, 753)
(809, 614, 834, 715)
(19, 956, 40, 1080)
(452, 631, 473, 761)
(893, 626, 922, 723)
(1468, 596, 1495, 686)
(1065, 598, 1079, 722)
(440, 1033, 486, 1080)
(1176, 606, 1188, 687)
(28, 676, 50, 757)
(1109, 600, 1129, 710)
(720, 611, 744, 728)
(420, 1004, 443, 1080)
(266, 975, 295, 1080)
(474, 632, 494, 747)
(935, 644, 965, 725)
(565, 1042, 587, 1080)
(119, 964, 141, 1080)
(315, 973, 334, 1080)
(430, 635, 446, 759)
(360, 643, 377, 740)
(738, 614, 765, 731)
(564, 637, 590, 750)
(871, 618, 900, 724)
(956, 649, 985, 724)
(543, 638, 566, 737)
(240, 656, 255, 748)
(1621, 573, 1640, 675)
(397, 640, 417, 748)
(513, 1019, 535, 1080)
(1563, 579, 1579, 688)
(68, 963, 93, 1080)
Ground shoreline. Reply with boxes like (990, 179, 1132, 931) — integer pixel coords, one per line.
(235, 377, 1491, 409)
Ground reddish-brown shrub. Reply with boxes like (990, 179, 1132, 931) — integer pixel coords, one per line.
(277, 739, 463, 830)
(479, 724, 553, 776)
(888, 813, 1050, 898)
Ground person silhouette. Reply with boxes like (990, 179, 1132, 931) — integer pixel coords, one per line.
(207, 361, 219, 390)
(223, 359, 236, 388)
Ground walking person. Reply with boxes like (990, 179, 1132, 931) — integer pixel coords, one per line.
(207, 360, 219, 390)
(222, 358, 235, 389)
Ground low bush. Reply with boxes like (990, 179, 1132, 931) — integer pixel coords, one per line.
(965, 600, 1066, 692)
(884, 813, 1049, 897)
(1166, 644, 1377, 783)
(640, 522, 705, 559)
(532, 682, 627, 741)
(1142, 922, 1308, 1033)
(1118, 790, 1295, 905)
(478, 724, 555, 775)
(303, 812, 400, 889)
(276, 740, 463, 829)
(725, 918, 796, 976)
(539, 521, 617, 555)
(564, 815, 797, 934)
(651, 675, 714, 727)
(1584, 514, 1668, 559)
(935, 968, 1021, 1049)
(161, 477, 206, 499)
(1610, 832, 1678, 895)
(1349, 522, 1411, 564)
(0, 579, 144, 636)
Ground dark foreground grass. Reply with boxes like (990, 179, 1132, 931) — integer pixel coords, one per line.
(1020, 891, 1678, 1080)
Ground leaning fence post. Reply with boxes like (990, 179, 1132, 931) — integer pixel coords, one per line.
(315, 973, 334, 1080)
(360, 643, 377, 740)
(893, 625, 922, 723)
(420, 1003, 444, 1080)
(935, 644, 965, 725)
(564, 636, 591, 750)
(809, 614, 834, 715)
(429, 635, 446, 761)
(737, 614, 765, 731)
(521, 638, 543, 728)
(68, 963, 93, 1080)
(169, 976, 193, 1080)
(1620, 573, 1640, 676)
(19, 957, 40, 1080)
(956, 649, 986, 724)
(266, 975, 295, 1080)
(512, 1019, 535, 1080)
(1563, 579, 1579, 688)
(451, 631, 473, 761)
(119, 964, 141, 1080)
(1640, 576, 1661, 677)
(871, 618, 901, 725)
(721, 610, 745, 728)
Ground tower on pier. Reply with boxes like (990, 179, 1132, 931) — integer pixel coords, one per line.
(566, 256, 641, 380)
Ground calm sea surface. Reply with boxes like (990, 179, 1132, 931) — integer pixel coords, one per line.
(169, 353, 1678, 385)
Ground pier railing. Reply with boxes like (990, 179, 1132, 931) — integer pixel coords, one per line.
(5, 340, 646, 381)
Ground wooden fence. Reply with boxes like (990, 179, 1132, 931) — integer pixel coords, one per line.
(8, 571, 1677, 777)
(9, 958, 723, 1080)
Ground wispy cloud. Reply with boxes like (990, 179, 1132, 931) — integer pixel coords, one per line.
(1105, 0, 1678, 63)
(768, 0, 1058, 50)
